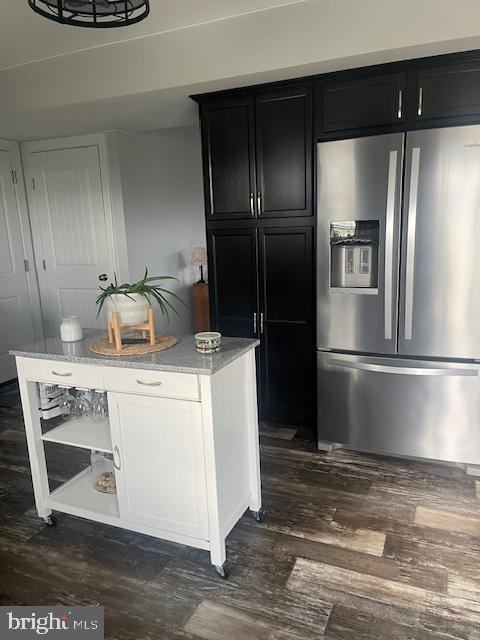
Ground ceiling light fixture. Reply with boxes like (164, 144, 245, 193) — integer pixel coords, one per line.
(28, 0, 150, 28)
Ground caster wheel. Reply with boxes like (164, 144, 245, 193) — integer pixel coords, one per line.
(250, 509, 266, 524)
(214, 565, 229, 580)
(43, 515, 57, 527)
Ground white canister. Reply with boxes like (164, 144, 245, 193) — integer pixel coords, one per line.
(60, 316, 84, 342)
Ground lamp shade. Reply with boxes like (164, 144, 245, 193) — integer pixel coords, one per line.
(191, 247, 207, 266)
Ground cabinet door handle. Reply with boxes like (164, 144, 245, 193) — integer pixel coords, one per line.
(260, 312, 264, 334)
(397, 89, 403, 119)
(136, 379, 163, 387)
(51, 370, 72, 377)
(113, 445, 121, 471)
(257, 192, 262, 216)
(253, 312, 257, 333)
(417, 86, 423, 116)
(250, 192, 255, 216)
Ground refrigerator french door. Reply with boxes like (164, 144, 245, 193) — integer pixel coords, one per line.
(398, 126, 480, 359)
(316, 125, 480, 465)
(316, 133, 404, 355)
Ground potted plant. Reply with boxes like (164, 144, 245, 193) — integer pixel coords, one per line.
(96, 269, 185, 324)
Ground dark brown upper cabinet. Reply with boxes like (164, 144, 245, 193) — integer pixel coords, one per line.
(255, 87, 312, 217)
(201, 97, 256, 220)
(200, 86, 313, 222)
(416, 59, 480, 121)
(320, 72, 406, 133)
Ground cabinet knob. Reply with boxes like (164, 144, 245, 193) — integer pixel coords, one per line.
(98, 274, 108, 282)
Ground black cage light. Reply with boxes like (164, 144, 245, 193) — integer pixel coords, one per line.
(28, 0, 150, 28)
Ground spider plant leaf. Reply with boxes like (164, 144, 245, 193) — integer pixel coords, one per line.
(154, 287, 187, 307)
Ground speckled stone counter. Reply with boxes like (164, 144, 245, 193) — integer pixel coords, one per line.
(10, 329, 259, 375)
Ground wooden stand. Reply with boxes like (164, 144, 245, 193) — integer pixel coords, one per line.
(193, 282, 210, 333)
(108, 307, 156, 352)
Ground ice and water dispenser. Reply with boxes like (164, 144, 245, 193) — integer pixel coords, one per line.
(330, 220, 379, 290)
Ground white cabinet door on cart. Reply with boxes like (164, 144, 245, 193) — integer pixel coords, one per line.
(108, 392, 209, 540)
(25, 146, 113, 335)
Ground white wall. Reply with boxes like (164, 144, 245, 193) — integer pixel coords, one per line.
(4, 0, 480, 138)
(114, 125, 206, 336)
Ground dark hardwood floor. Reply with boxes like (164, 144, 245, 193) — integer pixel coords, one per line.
(1, 381, 480, 639)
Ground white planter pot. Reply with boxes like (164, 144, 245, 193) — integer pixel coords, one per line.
(107, 293, 150, 325)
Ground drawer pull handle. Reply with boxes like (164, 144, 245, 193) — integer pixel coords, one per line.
(51, 370, 72, 377)
(136, 379, 163, 387)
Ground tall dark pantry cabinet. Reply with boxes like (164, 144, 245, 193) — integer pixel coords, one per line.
(193, 86, 315, 427)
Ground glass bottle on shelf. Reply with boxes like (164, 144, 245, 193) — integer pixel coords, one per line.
(91, 450, 116, 494)
(59, 388, 77, 420)
(76, 390, 93, 420)
(92, 390, 109, 422)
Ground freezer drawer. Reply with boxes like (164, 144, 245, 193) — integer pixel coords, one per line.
(317, 351, 480, 464)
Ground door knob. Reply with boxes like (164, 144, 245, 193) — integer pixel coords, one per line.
(98, 274, 108, 282)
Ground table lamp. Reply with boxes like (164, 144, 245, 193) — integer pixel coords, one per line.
(192, 247, 207, 283)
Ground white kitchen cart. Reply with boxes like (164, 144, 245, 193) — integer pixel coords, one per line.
(13, 337, 263, 578)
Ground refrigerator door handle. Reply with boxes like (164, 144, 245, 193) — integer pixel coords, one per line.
(404, 147, 421, 340)
(384, 150, 398, 341)
(327, 358, 478, 377)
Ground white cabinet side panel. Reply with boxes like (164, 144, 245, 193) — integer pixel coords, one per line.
(209, 353, 258, 535)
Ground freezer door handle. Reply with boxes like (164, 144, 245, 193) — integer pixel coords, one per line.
(384, 150, 398, 341)
(404, 147, 421, 341)
(326, 358, 478, 377)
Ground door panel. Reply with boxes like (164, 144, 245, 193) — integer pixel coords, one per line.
(316, 133, 404, 354)
(417, 60, 480, 120)
(108, 393, 208, 539)
(207, 228, 258, 338)
(26, 146, 113, 336)
(317, 351, 480, 465)
(202, 98, 255, 220)
(321, 73, 405, 133)
(259, 227, 314, 425)
(399, 125, 480, 359)
(255, 87, 312, 217)
(0, 151, 35, 382)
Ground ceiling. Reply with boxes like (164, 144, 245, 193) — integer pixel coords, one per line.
(2, 0, 480, 140)
(0, 0, 304, 69)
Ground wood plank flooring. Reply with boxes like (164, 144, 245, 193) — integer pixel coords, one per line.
(1, 381, 480, 639)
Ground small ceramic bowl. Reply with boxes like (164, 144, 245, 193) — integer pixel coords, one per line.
(195, 332, 222, 354)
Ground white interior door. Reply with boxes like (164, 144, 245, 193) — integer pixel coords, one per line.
(26, 146, 113, 336)
(0, 151, 35, 383)
(108, 392, 209, 540)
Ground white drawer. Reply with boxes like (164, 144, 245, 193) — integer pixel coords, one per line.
(103, 367, 200, 400)
(19, 358, 103, 389)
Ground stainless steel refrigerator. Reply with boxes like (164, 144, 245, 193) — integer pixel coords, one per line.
(316, 125, 480, 465)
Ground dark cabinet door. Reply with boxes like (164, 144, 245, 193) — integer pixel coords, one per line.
(258, 227, 314, 426)
(255, 87, 313, 217)
(201, 98, 255, 220)
(207, 228, 258, 338)
(320, 72, 405, 133)
(416, 60, 480, 120)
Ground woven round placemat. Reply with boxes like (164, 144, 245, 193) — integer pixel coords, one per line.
(89, 333, 179, 357)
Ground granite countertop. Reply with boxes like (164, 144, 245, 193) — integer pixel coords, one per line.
(10, 329, 260, 375)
